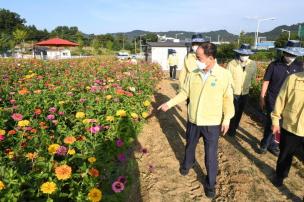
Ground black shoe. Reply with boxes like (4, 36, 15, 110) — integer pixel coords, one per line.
(259, 146, 267, 154)
(269, 148, 280, 156)
(179, 161, 196, 176)
(272, 176, 283, 187)
(204, 187, 216, 199)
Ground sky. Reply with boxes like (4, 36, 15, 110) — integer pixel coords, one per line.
(1, 0, 303, 35)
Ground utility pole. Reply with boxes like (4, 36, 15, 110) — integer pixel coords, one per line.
(134, 39, 136, 54)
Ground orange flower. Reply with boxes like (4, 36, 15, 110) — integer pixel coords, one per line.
(18, 88, 29, 95)
(88, 168, 100, 177)
(30, 128, 37, 133)
(64, 136, 76, 144)
(26, 152, 38, 160)
(35, 108, 42, 115)
(8, 130, 16, 135)
(55, 165, 72, 180)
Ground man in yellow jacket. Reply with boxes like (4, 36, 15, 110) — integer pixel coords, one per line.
(179, 34, 207, 88)
(271, 71, 304, 187)
(168, 50, 178, 80)
(227, 44, 257, 137)
(158, 43, 234, 199)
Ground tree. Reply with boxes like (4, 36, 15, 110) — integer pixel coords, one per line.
(238, 31, 254, 46)
(0, 9, 26, 34)
(50, 26, 79, 42)
(91, 37, 100, 55)
(26, 25, 49, 41)
(13, 29, 28, 55)
(275, 32, 299, 48)
(0, 33, 11, 54)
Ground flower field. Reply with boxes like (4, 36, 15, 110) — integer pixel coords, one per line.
(0, 57, 161, 201)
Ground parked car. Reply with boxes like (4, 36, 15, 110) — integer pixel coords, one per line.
(116, 52, 130, 60)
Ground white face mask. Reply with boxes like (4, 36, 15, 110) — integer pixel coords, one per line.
(240, 56, 249, 62)
(284, 56, 296, 64)
(192, 45, 198, 53)
(196, 60, 207, 70)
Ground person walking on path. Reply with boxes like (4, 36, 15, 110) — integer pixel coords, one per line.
(158, 43, 234, 199)
(168, 50, 178, 80)
(227, 44, 257, 137)
(259, 40, 304, 156)
(271, 71, 304, 190)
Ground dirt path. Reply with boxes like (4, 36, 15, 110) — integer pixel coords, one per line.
(133, 78, 304, 202)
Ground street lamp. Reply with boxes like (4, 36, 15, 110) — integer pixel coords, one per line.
(282, 29, 291, 40)
(254, 17, 276, 49)
(175, 33, 183, 39)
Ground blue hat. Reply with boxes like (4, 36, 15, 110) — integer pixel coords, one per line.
(233, 44, 255, 55)
(191, 34, 207, 43)
(277, 40, 304, 56)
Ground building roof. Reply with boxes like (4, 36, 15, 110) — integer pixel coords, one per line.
(147, 42, 188, 47)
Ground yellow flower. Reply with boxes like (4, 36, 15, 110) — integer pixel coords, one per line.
(55, 165, 72, 180)
(130, 113, 138, 119)
(25, 152, 38, 160)
(106, 116, 114, 122)
(88, 157, 96, 164)
(8, 151, 14, 159)
(82, 119, 91, 124)
(86, 86, 91, 90)
(76, 112, 85, 119)
(40, 182, 57, 194)
(88, 188, 102, 202)
(17, 120, 30, 127)
(0, 129, 5, 136)
(116, 110, 127, 117)
(67, 149, 76, 155)
(143, 100, 151, 107)
(64, 136, 76, 144)
(58, 101, 65, 105)
(0, 181, 5, 190)
(48, 144, 60, 155)
(142, 112, 149, 119)
(105, 95, 112, 100)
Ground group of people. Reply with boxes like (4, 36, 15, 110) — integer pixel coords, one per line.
(158, 34, 304, 199)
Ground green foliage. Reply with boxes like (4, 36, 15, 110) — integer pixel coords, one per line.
(239, 31, 254, 46)
(250, 50, 276, 61)
(0, 9, 26, 34)
(216, 43, 237, 60)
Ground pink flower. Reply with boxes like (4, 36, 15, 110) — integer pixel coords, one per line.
(112, 181, 125, 193)
(49, 107, 57, 113)
(11, 113, 23, 121)
(47, 114, 55, 120)
(58, 111, 65, 116)
(79, 98, 86, 103)
(10, 99, 16, 104)
(0, 135, 5, 141)
(116, 139, 124, 147)
(117, 176, 127, 184)
(117, 153, 126, 162)
(56, 146, 67, 156)
(88, 125, 103, 134)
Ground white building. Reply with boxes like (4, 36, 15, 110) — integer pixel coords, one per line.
(146, 42, 189, 71)
(46, 49, 71, 59)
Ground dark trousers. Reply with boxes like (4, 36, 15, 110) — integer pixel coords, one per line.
(228, 94, 248, 136)
(182, 122, 221, 190)
(260, 109, 279, 150)
(169, 65, 177, 79)
(276, 128, 304, 180)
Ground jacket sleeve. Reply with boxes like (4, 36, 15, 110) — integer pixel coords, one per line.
(226, 61, 235, 90)
(271, 77, 290, 126)
(222, 71, 235, 125)
(167, 74, 190, 108)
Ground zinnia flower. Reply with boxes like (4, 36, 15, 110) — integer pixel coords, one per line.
(76, 112, 85, 119)
(88, 188, 102, 202)
(130, 113, 138, 119)
(49, 107, 57, 113)
(56, 146, 67, 156)
(17, 120, 30, 127)
(48, 144, 60, 155)
(0, 130, 5, 136)
(117, 153, 126, 162)
(34, 108, 42, 115)
(0, 135, 5, 141)
(142, 112, 149, 119)
(117, 176, 127, 184)
(112, 181, 125, 193)
(11, 113, 23, 121)
(88, 157, 96, 164)
(116, 139, 124, 147)
(25, 152, 38, 160)
(47, 114, 55, 120)
(106, 116, 114, 122)
(116, 110, 127, 117)
(88, 168, 100, 177)
(58, 111, 65, 116)
(0, 181, 5, 190)
(55, 165, 72, 180)
(143, 100, 151, 107)
(64, 136, 76, 144)
(40, 182, 57, 194)
(67, 149, 76, 155)
(105, 95, 112, 100)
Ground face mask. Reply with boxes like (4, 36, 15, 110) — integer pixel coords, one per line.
(196, 60, 207, 70)
(192, 45, 198, 52)
(284, 56, 296, 64)
(240, 56, 249, 62)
